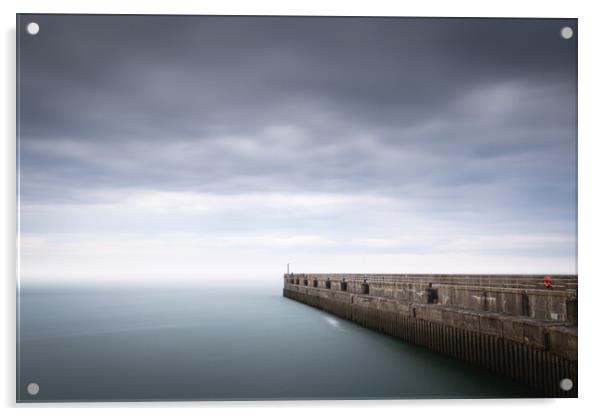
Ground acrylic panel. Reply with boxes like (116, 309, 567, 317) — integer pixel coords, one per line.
(16, 14, 578, 402)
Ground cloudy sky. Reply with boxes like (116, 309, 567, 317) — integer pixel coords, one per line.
(17, 15, 577, 286)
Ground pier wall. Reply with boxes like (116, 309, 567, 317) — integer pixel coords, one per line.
(283, 274, 577, 398)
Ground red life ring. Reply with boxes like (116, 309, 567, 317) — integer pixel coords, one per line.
(544, 275, 552, 288)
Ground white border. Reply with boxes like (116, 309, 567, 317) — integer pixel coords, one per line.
(2, 1, 600, 415)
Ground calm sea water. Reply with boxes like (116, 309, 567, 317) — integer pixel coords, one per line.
(17, 285, 536, 401)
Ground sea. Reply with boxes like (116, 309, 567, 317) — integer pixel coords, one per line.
(17, 284, 537, 401)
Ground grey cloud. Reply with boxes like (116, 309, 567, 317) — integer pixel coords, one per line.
(18, 15, 576, 139)
(17, 15, 577, 268)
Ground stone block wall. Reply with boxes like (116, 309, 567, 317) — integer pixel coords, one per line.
(284, 273, 577, 322)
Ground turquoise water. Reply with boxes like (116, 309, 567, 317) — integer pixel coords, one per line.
(17, 285, 537, 401)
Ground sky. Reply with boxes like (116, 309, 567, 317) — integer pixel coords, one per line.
(17, 15, 577, 286)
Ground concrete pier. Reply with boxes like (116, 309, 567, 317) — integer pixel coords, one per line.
(283, 273, 577, 398)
